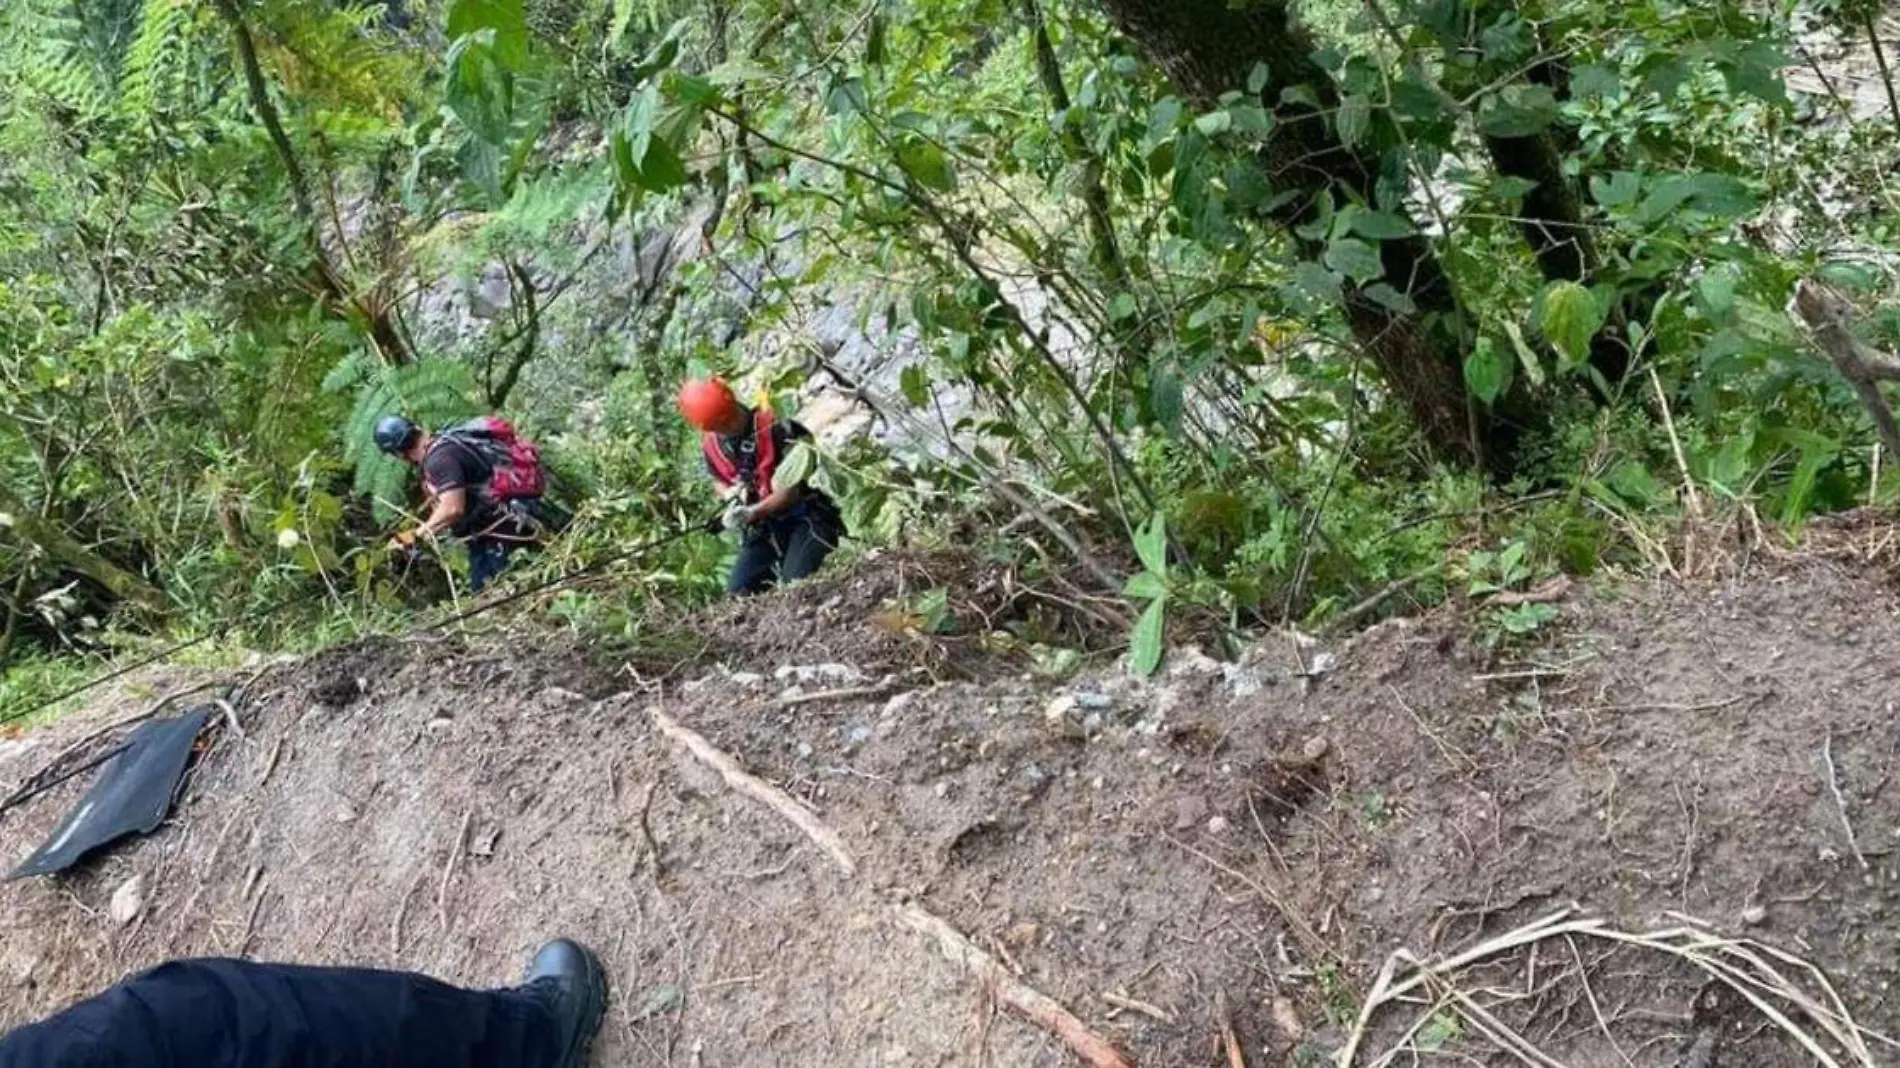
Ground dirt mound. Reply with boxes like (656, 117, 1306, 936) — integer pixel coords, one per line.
(1, 554, 1897, 1066)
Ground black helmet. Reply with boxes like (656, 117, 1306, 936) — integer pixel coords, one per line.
(373, 414, 421, 455)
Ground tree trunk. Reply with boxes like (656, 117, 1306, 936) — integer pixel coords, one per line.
(1094, 0, 1505, 467)
(212, 0, 413, 364)
(1477, 45, 1643, 389)
(0, 484, 166, 615)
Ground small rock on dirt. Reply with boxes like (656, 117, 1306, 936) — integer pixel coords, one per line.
(109, 875, 145, 927)
(1741, 904, 1768, 926)
(1302, 736, 1330, 762)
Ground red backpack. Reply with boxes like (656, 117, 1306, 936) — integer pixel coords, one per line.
(432, 416, 546, 502)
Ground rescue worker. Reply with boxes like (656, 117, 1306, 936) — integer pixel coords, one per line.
(374, 414, 556, 593)
(677, 378, 844, 596)
(0, 937, 607, 1068)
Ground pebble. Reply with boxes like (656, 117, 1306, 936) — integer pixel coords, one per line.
(729, 672, 765, 687)
(1302, 736, 1330, 762)
(1074, 692, 1113, 711)
(844, 725, 873, 746)
(1207, 816, 1232, 834)
(1741, 904, 1768, 926)
(109, 875, 145, 927)
(1043, 694, 1078, 722)
(796, 742, 814, 759)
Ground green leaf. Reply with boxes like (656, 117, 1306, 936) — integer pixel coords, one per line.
(1490, 176, 1538, 199)
(1501, 321, 1545, 386)
(1247, 62, 1270, 95)
(1123, 571, 1166, 599)
(826, 78, 867, 116)
(447, 0, 527, 69)
(1632, 174, 1755, 226)
(1286, 262, 1343, 305)
(1193, 109, 1233, 135)
(1590, 171, 1642, 208)
(1363, 283, 1415, 314)
(1323, 238, 1383, 284)
(1108, 293, 1137, 321)
(1464, 337, 1508, 404)
(1129, 596, 1167, 678)
(1350, 210, 1415, 240)
(1726, 42, 1788, 103)
(899, 364, 929, 408)
(1476, 85, 1558, 137)
(896, 137, 956, 191)
(1569, 64, 1620, 99)
(1539, 281, 1605, 366)
(665, 73, 724, 108)
(1336, 94, 1371, 147)
(1135, 512, 1167, 575)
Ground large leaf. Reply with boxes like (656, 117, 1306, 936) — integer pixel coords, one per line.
(1631, 173, 1756, 226)
(1129, 596, 1167, 678)
(446, 0, 527, 69)
(1464, 337, 1509, 404)
(896, 137, 956, 192)
(1135, 512, 1167, 575)
(1539, 281, 1606, 366)
(1323, 238, 1383, 284)
(443, 34, 513, 146)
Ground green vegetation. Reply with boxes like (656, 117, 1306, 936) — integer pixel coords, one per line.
(3, 0, 1898, 702)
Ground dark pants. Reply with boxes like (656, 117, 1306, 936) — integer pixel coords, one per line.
(727, 509, 843, 597)
(0, 958, 561, 1068)
(468, 538, 511, 593)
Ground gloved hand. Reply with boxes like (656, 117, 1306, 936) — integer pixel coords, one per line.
(388, 528, 421, 551)
(721, 501, 759, 532)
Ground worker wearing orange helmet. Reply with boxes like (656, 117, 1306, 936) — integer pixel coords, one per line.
(678, 378, 845, 596)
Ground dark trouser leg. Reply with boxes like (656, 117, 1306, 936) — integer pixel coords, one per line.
(778, 514, 841, 582)
(467, 538, 511, 593)
(0, 957, 562, 1068)
(726, 534, 782, 597)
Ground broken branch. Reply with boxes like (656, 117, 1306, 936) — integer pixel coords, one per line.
(650, 706, 857, 877)
(894, 903, 1135, 1068)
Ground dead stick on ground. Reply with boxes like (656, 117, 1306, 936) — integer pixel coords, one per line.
(438, 808, 473, 932)
(1215, 990, 1247, 1068)
(1102, 991, 1172, 1023)
(635, 779, 666, 883)
(1822, 732, 1870, 871)
(650, 706, 856, 877)
(894, 903, 1135, 1068)
(391, 869, 426, 955)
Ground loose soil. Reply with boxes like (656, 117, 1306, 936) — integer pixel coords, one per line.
(2, 545, 1897, 1066)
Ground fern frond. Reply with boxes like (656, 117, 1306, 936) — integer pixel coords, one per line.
(119, 0, 194, 116)
(342, 357, 482, 521)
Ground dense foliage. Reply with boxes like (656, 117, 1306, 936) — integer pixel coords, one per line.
(3, 0, 1898, 698)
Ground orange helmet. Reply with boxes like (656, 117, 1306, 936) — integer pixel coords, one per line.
(677, 378, 740, 431)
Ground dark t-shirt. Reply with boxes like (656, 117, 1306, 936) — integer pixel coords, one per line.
(422, 438, 496, 535)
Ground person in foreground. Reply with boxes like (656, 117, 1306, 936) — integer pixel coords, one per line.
(373, 413, 557, 592)
(0, 937, 608, 1068)
(678, 377, 845, 596)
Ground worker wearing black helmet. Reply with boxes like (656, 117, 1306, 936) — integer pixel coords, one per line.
(372, 413, 558, 592)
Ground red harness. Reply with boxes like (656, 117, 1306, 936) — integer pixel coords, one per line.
(701, 408, 778, 501)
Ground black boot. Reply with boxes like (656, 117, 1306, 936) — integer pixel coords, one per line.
(522, 939, 608, 1068)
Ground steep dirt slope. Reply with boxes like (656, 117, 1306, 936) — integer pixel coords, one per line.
(1, 549, 1896, 1066)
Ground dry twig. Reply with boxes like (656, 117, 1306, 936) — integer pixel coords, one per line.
(437, 808, 473, 932)
(1822, 732, 1871, 871)
(894, 903, 1135, 1068)
(650, 705, 857, 876)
